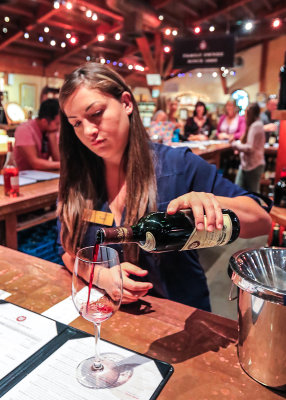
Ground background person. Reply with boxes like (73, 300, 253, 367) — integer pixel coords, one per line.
(216, 99, 246, 140)
(57, 63, 271, 312)
(260, 95, 279, 143)
(232, 103, 265, 193)
(14, 99, 60, 171)
(184, 101, 212, 141)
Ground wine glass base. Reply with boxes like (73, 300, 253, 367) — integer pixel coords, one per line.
(76, 355, 120, 389)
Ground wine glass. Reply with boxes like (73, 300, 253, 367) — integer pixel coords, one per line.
(72, 245, 122, 389)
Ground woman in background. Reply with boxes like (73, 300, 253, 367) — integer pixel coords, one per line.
(184, 101, 212, 141)
(217, 99, 246, 140)
(232, 103, 265, 193)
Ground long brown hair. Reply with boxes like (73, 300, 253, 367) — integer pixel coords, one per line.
(241, 103, 260, 144)
(58, 63, 157, 255)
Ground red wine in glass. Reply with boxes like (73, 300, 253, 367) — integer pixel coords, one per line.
(86, 244, 100, 313)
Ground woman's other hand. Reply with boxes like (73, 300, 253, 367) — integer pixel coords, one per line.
(121, 262, 153, 304)
(167, 192, 223, 232)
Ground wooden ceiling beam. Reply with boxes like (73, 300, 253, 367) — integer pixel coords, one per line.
(136, 36, 157, 73)
(154, 32, 164, 76)
(186, 0, 253, 26)
(76, 0, 123, 22)
(46, 18, 95, 35)
(45, 22, 122, 68)
(150, 0, 173, 9)
(0, 7, 61, 51)
(0, 5, 34, 19)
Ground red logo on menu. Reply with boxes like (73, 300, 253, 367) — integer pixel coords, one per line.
(16, 316, 26, 322)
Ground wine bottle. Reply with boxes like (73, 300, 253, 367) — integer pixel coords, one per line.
(274, 169, 286, 208)
(96, 209, 240, 253)
(3, 141, 19, 197)
(281, 231, 286, 248)
(270, 224, 280, 247)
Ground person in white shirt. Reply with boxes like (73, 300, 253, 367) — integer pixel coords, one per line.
(232, 103, 265, 193)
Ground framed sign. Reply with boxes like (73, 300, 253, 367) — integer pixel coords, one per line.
(20, 83, 37, 110)
(174, 35, 235, 69)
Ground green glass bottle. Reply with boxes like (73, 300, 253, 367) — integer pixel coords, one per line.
(96, 209, 240, 253)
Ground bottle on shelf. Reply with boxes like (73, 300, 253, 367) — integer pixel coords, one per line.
(278, 51, 286, 110)
(274, 168, 286, 208)
(3, 141, 19, 197)
(270, 224, 280, 247)
(96, 209, 240, 253)
(281, 231, 286, 248)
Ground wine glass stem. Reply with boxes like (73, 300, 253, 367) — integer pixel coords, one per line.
(93, 322, 103, 370)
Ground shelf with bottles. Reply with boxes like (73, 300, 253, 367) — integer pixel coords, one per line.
(268, 222, 286, 247)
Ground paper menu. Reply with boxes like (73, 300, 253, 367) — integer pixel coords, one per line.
(1, 337, 165, 400)
(0, 302, 58, 380)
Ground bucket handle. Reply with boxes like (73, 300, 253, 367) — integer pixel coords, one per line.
(228, 282, 238, 301)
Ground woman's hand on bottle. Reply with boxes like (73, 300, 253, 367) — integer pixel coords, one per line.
(120, 262, 153, 304)
(167, 192, 223, 232)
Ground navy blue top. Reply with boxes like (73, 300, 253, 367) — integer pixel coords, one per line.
(57, 143, 263, 311)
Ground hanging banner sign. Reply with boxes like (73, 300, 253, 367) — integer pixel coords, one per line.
(173, 35, 235, 69)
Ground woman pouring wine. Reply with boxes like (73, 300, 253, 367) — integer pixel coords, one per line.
(57, 63, 271, 312)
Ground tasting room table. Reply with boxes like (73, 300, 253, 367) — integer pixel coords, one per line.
(0, 178, 59, 249)
(0, 245, 284, 400)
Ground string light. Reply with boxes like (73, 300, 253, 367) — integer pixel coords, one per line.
(272, 18, 281, 28)
(230, 70, 236, 76)
(2, 27, 8, 33)
(44, 26, 49, 33)
(66, 33, 71, 39)
(209, 25, 215, 32)
(135, 65, 144, 71)
(106, 59, 111, 64)
(38, 35, 44, 42)
(4, 16, 10, 23)
(61, 41, 66, 48)
(92, 13, 98, 21)
(86, 10, 92, 18)
(118, 62, 123, 67)
(164, 46, 171, 53)
(53, 1, 60, 9)
(97, 34, 105, 42)
(244, 21, 253, 31)
(128, 64, 133, 70)
(194, 26, 201, 34)
(115, 33, 121, 40)
(50, 39, 56, 46)
(70, 36, 77, 44)
(100, 58, 106, 64)
(212, 71, 218, 78)
(165, 28, 171, 35)
(24, 32, 29, 39)
(197, 72, 202, 78)
(66, 1, 72, 10)
(86, 56, 91, 61)
(158, 15, 164, 21)
(113, 61, 117, 66)
(172, 29, 178, 36)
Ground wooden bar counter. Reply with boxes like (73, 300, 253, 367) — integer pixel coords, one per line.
(0, 245, 284, 399)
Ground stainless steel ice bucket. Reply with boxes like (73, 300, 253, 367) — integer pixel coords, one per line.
(229, 247, 286, 391)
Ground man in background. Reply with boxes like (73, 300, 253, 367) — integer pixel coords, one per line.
(14, 99, 60, 171)
(260, 95, 279, 143)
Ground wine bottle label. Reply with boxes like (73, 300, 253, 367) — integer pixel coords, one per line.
(139, 232, 156, 252)
(180, 214, 232, 251)
(10, 176, 19, 188)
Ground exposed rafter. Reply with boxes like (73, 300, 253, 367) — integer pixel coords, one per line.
(0, 7, 61, 51)
(186, 0, 253, 26)
(45, 23, 122, 68)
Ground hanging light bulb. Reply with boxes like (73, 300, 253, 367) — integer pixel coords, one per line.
(164, 46, 171, 53)
(24, 32, 29, 39)
(209, 25, 215, 32)
(66, 33, 71, 39)
(244, 21, 253, 31)
(53, 1, 60, 9)
(272, 18, 281, 29)
(86, 10, 92, 18)
(165, 28, 171, 35)
(194, 26, 201, 34)
(92, 13, 98, 21)
(115, 33, 121, 40)
(44, 26, 49, 33)
(197, 72, 202, 78)
(61, 41, 66, 48)
(66, 1, 72, 10)
(97, 34, 105, 42)
(50, 39, 56, 46)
